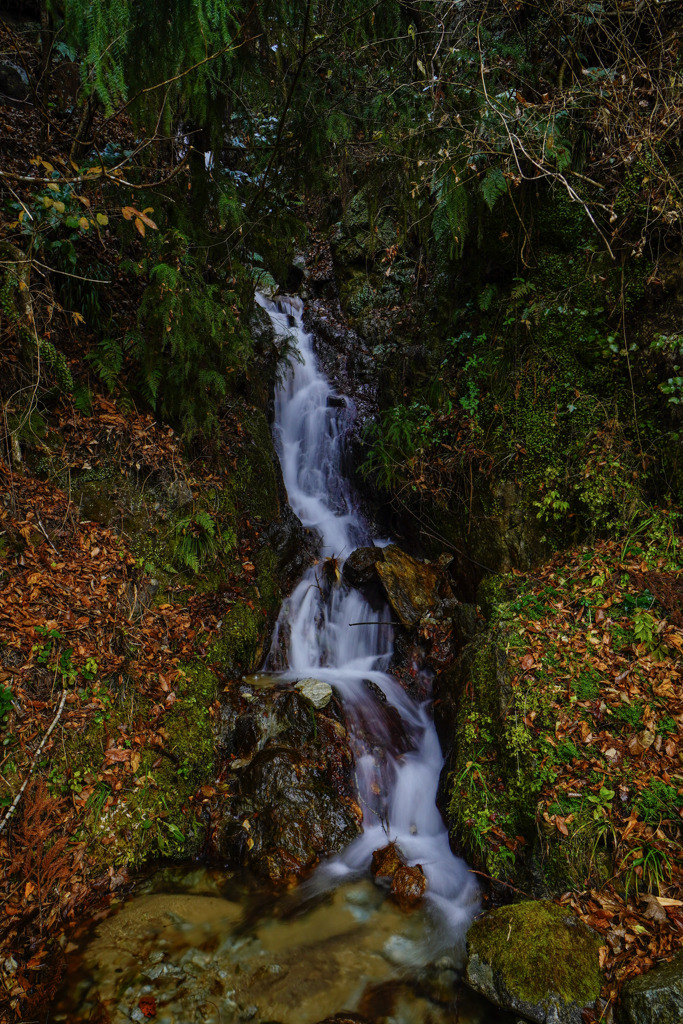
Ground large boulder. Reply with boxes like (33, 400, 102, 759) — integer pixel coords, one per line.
(0, 61, 30, 102)
(465, 901, 603, 1024)
(217, 686, 361, 883)
(618, 951, 683, 1024)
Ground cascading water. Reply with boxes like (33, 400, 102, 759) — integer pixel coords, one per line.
(258, 293, 479, 941)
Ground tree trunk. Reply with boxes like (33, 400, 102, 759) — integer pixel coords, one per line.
(37, 0, 55, 143)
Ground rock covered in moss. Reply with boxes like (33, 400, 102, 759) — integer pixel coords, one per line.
(465, 901, 603, 1023)
(619, 951, 683, 1024)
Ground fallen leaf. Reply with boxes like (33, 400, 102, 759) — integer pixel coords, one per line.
(139, 995, 157, 1018)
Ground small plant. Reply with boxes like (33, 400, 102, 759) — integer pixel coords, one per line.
(632, 608, 656, 649)
(651, 334, 683, 406)
(0, 684, 12, 721)
(86, 781, 111, 822)
(534, 467, 570, 524)
(587, 785, 615, 820)
(172, 509, 234, 573)
(0, 683, 14, 748)
(621, 842, 675, 896)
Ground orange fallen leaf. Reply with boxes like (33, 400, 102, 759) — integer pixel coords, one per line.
(139, 995, 157, 1018)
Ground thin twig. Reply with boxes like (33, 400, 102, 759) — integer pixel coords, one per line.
(0, 688, 68, 835)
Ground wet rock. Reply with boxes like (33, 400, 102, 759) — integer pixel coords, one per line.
(263, 504, 317, 593)
(217, 687, 361, 883)
(451, 601, 484, 648)
(343, 546, 384, 589)
(286, 254, 307, 292)
(295, 678, 333, 709)
(619, 950, 683, 1024)
(326, 395, 346, 408)
(376, 545, 453, 628)
(165, 478, 193, 508)
(362, 678, 386, 704)
(370, 843, 427, 909)
(353, 698, 414, 756)
(371, 843, 402, 879)
(466, 901, 603, 1024)
(303, 299, 379, 496)
(390, 864, 427, 909)
(0, 61, 30, 102)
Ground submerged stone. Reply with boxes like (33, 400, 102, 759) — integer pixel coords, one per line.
(619, 950, 683, 1024)
(295, 678, 333, 709)
(465, 901, 603, 1024)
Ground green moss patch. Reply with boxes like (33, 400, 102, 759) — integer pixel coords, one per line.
(467, 900, 603, 1008)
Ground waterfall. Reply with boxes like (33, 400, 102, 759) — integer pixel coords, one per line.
(257, 294, 479, 940)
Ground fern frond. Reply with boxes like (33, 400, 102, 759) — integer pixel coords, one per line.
(480, 167, 507, 213)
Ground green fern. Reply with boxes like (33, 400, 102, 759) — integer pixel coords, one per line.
(432, 166, 469, 260)
(193, 509, 216, 535)
(171, 509, 232, 574)
(478, 284, 497, 312)
(510, 277, 537, 302)
(85, 337, 124, 393)
(480, 167, 507, 212)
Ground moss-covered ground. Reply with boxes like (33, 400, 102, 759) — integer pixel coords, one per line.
(446, 525, 683, 993)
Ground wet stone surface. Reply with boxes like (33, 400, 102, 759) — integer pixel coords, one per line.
(216, 685, 361, 883)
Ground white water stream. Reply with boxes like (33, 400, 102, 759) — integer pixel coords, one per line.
(258, 294, 479, 943)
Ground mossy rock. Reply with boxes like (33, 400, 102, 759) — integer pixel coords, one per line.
(211, 600, 265, 677)
(466, 901, 603, 1023)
